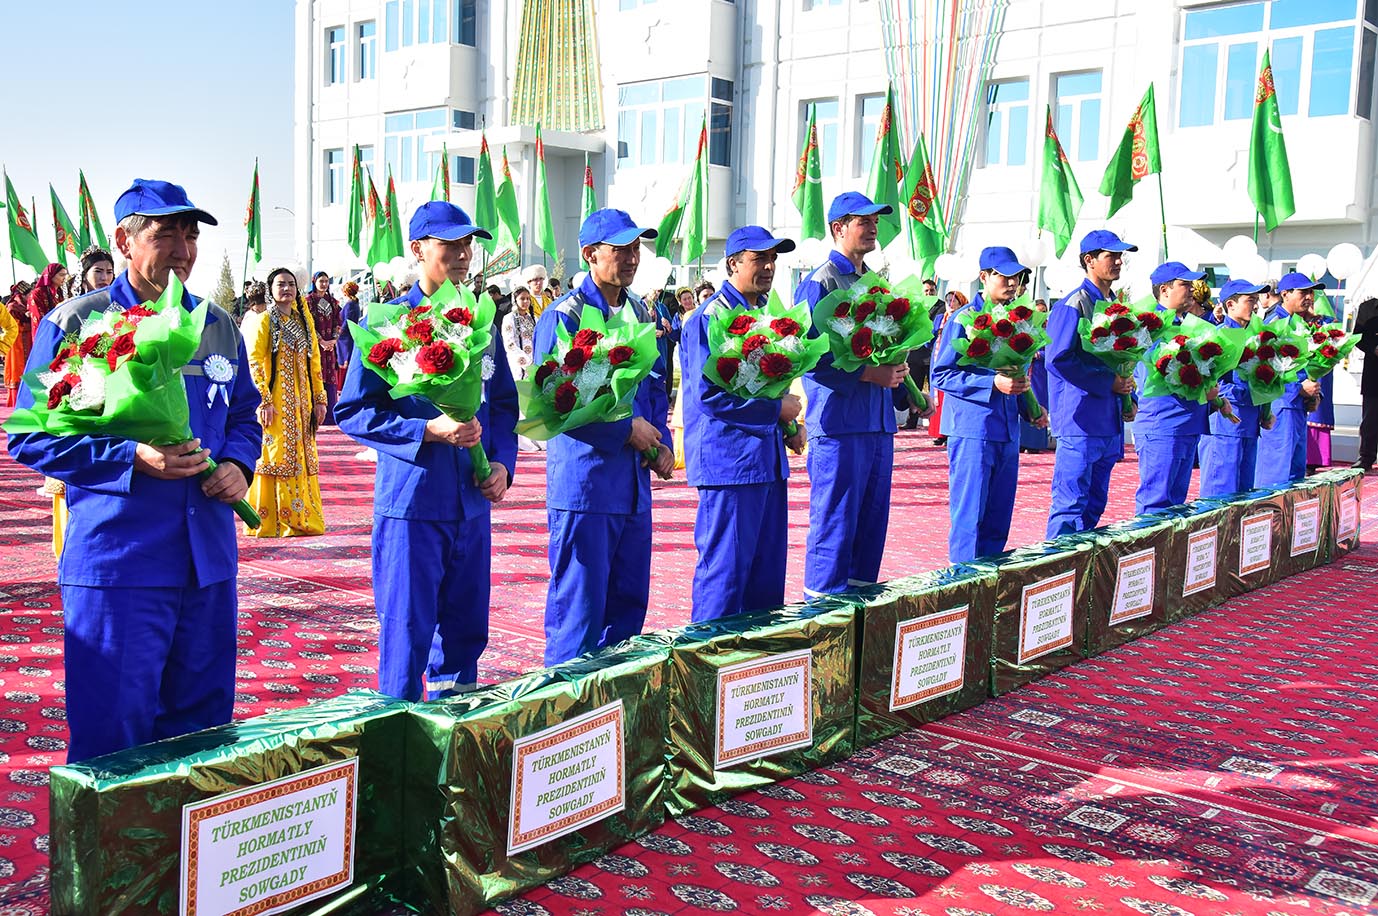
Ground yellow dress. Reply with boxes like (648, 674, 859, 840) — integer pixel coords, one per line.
(245, 303, 327, 537)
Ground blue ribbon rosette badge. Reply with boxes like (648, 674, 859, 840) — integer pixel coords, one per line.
(202, 353, 235, 407)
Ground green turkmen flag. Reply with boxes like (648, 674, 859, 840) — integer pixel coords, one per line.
(365, 169, 397, 268)
(580, 154, 597, 268)
(385, 169, 404, 260)
(864, 86, 904, 248)
(347, 145, 365, 256)
(1036, 106, 1084, 258)
(5, 173, 49, 274)
(655, 117, 708, 264)
(78, 170, 107, 251)
(900, 133, 949, 277)
(654, 173, 688, 260)
(792, 105, 825, 241)
(473, 134, 499, 254)
(244, 159, 262, 265)
(534, 124, 558, 261)
(432, 143, 451, 202)
(495, 146, 522, 251)
(49, 185, 80, 266)
(1099, 84, 1162, 219)
(1248, 50, 1296, 233)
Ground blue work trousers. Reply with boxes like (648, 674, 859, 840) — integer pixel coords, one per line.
(804, 433, 893, 597)
(1255, 409, 1307, 487)
(1046, 435, 1122, 538)
(1199, 436, 1259, 499)
(1134, 434, 1200, 515)
(946, 435, 1019, 563)
(691, 481, 788, 622)
(544, 509, 651, 665)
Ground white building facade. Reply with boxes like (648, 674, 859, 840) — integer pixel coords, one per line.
(295, 0, 1378, 301)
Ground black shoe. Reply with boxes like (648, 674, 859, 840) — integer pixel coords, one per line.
(933, 436, 947, 446)
(1353, 460, 1373, 473)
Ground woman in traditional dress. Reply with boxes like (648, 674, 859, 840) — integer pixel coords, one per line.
(244, 267, 327, 537)
(27, 263, 68, 327)
(306, 271, 342, 424)
(2, 281, 30, 407)
(502, 285, 542, 452)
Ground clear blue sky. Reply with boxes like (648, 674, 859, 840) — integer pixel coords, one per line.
(1, 1, 295, 293)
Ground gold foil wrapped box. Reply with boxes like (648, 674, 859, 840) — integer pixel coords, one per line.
(1084, 514, 1176, 656)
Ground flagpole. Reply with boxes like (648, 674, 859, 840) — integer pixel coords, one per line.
(1156, 173, 1169, 259)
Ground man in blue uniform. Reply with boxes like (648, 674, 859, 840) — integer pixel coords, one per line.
(1255, 272, 1322, 486)
(681, 226, 805, 621)
(931, 246, 1047, 563)
(1045, 229, 1139, 537)
(534, 209, 673, 664)
(1200, 278, 1270, 497)
(7, 179, 262, 761)
(336, 201, 517, 701)
(1131, 260, 1222, 514)
(795, 191, 919, 596)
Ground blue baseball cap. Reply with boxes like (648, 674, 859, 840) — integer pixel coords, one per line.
(725, 225, 797, 257)
(113, 179, 218, 226)
(1220, 278, 1269, 300)
(579, 208, 657, 248)
(977, 246, 1029, 277)
(1276, 271, 1324, 293)
(409, 201, 492, 242)
(826, 191, 894, 224)
(1079, 229, 1138, 255)
(1149, 261, 1206, 285)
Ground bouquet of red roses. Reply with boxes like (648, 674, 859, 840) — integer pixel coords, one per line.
(950, 293, 1051, 420)
(3, 274, 260, 525)
(1077, 294, 1169, 419)
(517, 300, 662, 464)
(349, 279, 499, 480)
(1234, 317, 1306, 425)
(1295, 316, 1357, 381)
(811, 270, 937, 411)
(1141, 314, 1247, 417)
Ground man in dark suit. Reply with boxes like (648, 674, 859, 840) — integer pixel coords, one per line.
(1353, 297, 1378, 472)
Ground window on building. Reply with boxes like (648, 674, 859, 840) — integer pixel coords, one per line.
(982, 79, 1030, 167)
(325, 148, 345, 205)
(801, 98, 841, 178)
(360, 145, 375, 176)
(384, 108, 447, 183)
(616, 76, 709, 169)
(357, 21, 377, 80)
(803, 0, 844, 9)
(448, 111, 477, 185)
(855, 94, 886, 177)
(384, 0, 473, 49)
(326, 27, 345, 85)
(1178, 0, 1362, 126)
(1053, 70, 1103, 163)
(1358, 22, 1376, 118)
(710, 78, 734, 167)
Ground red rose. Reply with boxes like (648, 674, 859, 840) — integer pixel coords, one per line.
(717, 356, 741, 381)
(409, 305, 432, 317)
(832, 302, 852, 319)
(1259, 330, 1277, 343)
(1109, 316, 1136, 336)
(406, 319, 435, 345)
(1173, 334, 1189, 345)
(46, 378, 73, 409)
(1312, 332, 1328, 344)
(992, 318, 1014, 338)
(1104, 303, 1130, 316)
(855, 300, 877, 322)
(443, 307, 473, 325)
(48, 346, 75, 372)
(1329, 328, 1346, 340)
(759, 352, 794, 378)
(965, 337, 992, 358)
(105, 333, 137, 370)
(573, 328, 603, 348)
(534, 360, 559, 387)
(1256, 344, 1277, 360)
(608, 345, 634, 365)
(867, 285, 889, 295)
(851, 326, 874, 358)
(1179, 364, 1203, 387)
(1198, 342, 1223, 359)
(1320, 344, 1339, 359)
(1010, 332, 1035, 353)
(1009, 305, 1034, 322)
(553, 380, 578, 413)
(415, 341, 455, 374)
(368, 338, 404, 366)
(729, 315, 757, 334)
(1175, 349, 1193, 365)
(119, 305, 155, 328)
(78, 334, 105, 357)
(1279, 344, 1301, 359)
(1112, 336, 1137, 352)
(886, 298, 911, 321)
(1255, 363, 1276, 383)
(1240, 346, 1256, 362)
(1090, 325, 1112, 341)
(742, 334, 770, 356)
(1155, 354, 1172, 374)
(770, 317, 802, 337)
(1138, 312, 1165, 331)
(972, 313, 993, 331)
(563, 346, 592, 371)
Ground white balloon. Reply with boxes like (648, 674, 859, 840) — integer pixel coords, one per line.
(863, 248, 887, 272)
(1045, 262, 1083, 296)
(372, 261, 392, 284)
(1236, 254, 1270, 284)
(1327, 242, 1365, 281)
(1295, 253, 1327, 279)
(934, 253, 960, 280)
(953, 255, 981, 284)
(1222, 235, 1257, 264)
(389, 256, 409, 277)
(1020, 235, 1050, 268)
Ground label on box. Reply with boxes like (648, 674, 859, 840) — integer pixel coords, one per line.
(890, 607, 969, 711)
(716, 649, 813, 768)
(181, 758, 357, 916)
(1109, 548, 1156, 625)
(1018, 570, 1076, 663)
(1183, 528, 1219, 597)
(509, 701, 625, 855)
(1239, 513, 1273, 576)
(1339, 483, 1359, 541)
(1290, 497, 1322, 556)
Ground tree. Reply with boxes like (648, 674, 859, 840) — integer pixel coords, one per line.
(211, 252, 238, 316)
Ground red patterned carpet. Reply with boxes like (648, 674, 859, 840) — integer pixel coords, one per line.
(0, 420, 1375, 914)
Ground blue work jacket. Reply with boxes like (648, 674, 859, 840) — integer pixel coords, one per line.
(930, 294, 1024, 443)
(1210, 315, 1261, 438)
(1046, 278, 1121, 438)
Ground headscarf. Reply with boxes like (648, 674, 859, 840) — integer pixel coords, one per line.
(35, 263, 65, 294)
(29, 263, 67, 321)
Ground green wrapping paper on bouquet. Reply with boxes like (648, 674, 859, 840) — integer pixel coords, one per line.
(1076, 293, 1169, 420)
(1234, 316, 1307, 425)
(49, 692, 410, 916)
(404, 643, 668, 915)
(1321, 467, 1364, 558)
(853, 566, 997, 746)
(1161, 499, 1234, 621)
(1141, 313, 1249, 418)
(632, 599, 858, 817)
(1084, 514, 1177, 656)
(950, 293, 1052, 420)
(975, 538, 1095, 696)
